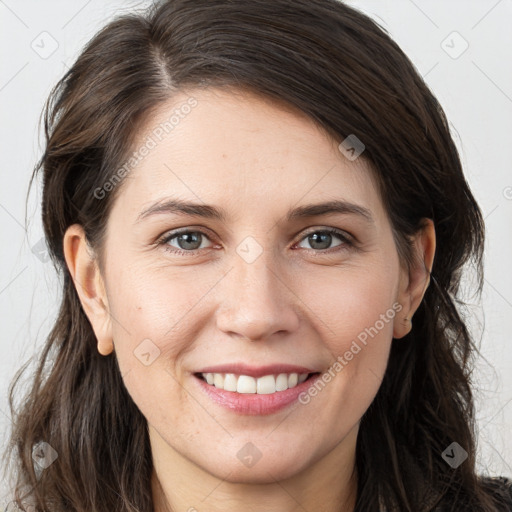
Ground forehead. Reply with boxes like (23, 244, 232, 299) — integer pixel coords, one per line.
(114, 86, 385, 225)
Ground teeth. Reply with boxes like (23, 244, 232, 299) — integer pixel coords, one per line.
(224, 373, 238, 392)
(298, 373, 308, 384)
(256, 375, 275, 394)
(276, 373, 289, 391)
(200, 372, 311, 394)
(238, 375, 257, 393)
(213, 373, 224, 388)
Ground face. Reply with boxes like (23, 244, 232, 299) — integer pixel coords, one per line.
(67, 86, 431, 484)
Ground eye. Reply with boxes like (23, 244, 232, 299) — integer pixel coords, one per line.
(158, 229, 215, 256)
(157, 227, 355, 257)
(295, 228, 354, 253)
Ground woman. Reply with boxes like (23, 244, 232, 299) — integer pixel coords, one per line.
(2, 0, 511, 510)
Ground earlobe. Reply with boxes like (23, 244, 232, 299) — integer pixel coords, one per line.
(63, 224, 114, 356)
(393, 219, 436, 339)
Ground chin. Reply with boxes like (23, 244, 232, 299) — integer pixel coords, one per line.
(196, 448, 311, 484)
(215, 461, 306, 484)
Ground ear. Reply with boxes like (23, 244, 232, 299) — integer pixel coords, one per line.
(63, 224, 114, 356)
(393, 218, 436, 339)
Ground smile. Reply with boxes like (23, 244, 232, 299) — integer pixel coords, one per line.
(196, 372, 319, 394)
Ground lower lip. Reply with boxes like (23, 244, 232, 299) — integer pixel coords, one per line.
(192, 373, 322, 415)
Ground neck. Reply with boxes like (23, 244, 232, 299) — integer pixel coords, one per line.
(150, 424, 359, 512)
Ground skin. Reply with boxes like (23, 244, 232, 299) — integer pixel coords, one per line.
(64, 86, 435, 512)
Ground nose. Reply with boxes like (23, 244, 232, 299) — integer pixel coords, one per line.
(215, 248, 300, 342)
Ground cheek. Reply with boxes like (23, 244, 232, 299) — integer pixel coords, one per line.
(299, 264, 399, 349)
(108, 261, 211, 347)
(106, 264, 199, 428)
(295, 266, 398, 417)
(105, 262, 226, 421)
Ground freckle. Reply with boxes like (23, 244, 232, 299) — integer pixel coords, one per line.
(222, 153, 227, 158)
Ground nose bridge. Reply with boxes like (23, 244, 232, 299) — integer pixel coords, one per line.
(215, 237, 299, 341)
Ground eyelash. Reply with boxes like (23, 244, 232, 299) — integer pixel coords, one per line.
(156, 227, 356, 257)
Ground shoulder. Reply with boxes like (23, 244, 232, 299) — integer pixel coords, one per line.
(479, 475, 512, 507)
(430, 476, 512, 511)
(480, 474, 512, 489)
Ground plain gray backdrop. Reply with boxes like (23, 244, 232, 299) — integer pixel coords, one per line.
(1, 0, 511, 503)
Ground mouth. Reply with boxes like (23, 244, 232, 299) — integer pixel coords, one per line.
(193, 371, 321, 395)
(192, 370, 324, 415)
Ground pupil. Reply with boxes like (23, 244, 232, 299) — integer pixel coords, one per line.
(309, 232, 331, 250)
(179, 232, 201, 250)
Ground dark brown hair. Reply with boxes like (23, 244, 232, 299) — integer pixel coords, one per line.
(3, 0, 510, 510)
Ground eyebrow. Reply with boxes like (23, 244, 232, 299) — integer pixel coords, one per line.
(135, 198, 374, 224)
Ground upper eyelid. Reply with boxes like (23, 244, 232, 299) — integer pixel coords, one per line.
(159, 226, 216, 244)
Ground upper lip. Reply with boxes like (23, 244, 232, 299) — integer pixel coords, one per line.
(194, 363, 320, 378)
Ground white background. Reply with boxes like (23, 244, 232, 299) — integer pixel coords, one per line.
(1, 0, 511, 503)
